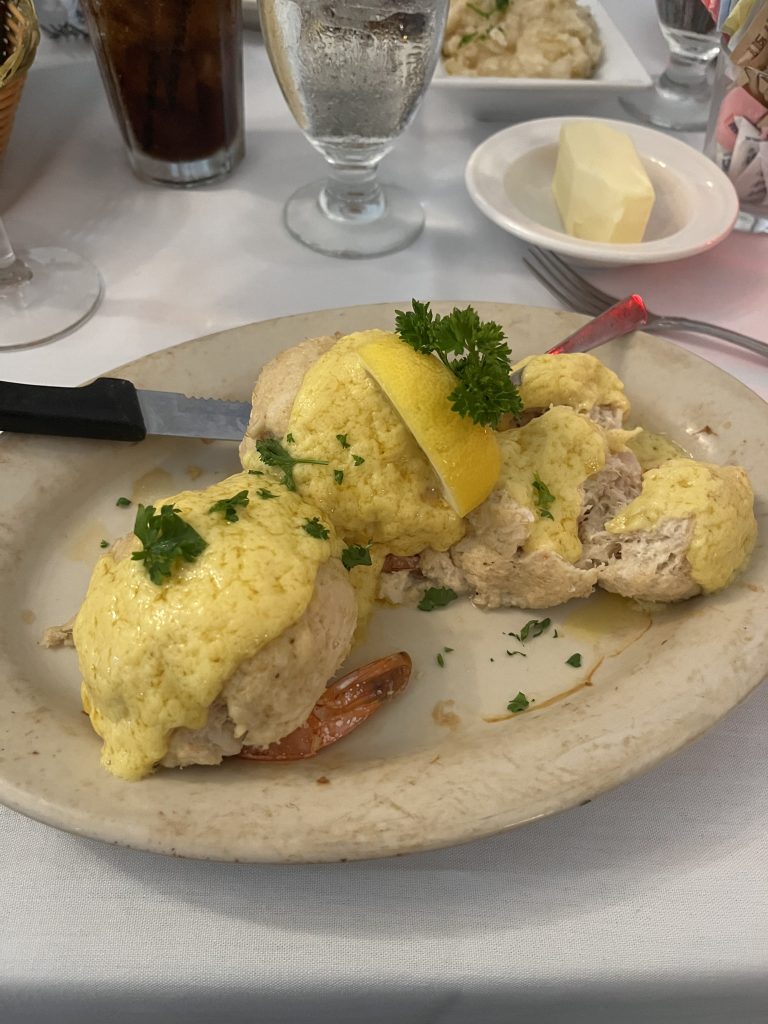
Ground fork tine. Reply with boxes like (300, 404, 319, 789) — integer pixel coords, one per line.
(529, 246, 619, 310)
(523, 250, 605, 316)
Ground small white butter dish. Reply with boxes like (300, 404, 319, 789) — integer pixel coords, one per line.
(465, 116, 739, 267)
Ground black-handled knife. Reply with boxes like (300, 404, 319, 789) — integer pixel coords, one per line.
(0, 378, 252, 442)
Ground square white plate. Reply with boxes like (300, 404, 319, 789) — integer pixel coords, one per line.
(431, 0, 652, 122)
(243, 0, 260, 30)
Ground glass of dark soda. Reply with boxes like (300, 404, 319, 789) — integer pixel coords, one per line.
(82, 0, 244, 186)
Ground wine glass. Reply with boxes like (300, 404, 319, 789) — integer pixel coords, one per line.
(621, 0, 720, 131)
(260, 0, 449, 259)
(0, 0, 102, 350)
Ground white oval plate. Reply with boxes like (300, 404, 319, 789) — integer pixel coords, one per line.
(0, 302, 766, 862)
(465, 117, 739, 266)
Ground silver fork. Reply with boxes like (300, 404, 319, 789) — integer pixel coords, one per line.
(523, 247, 768, 361)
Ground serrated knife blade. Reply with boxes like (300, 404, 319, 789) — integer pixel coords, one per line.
(135, 390, 251, 441)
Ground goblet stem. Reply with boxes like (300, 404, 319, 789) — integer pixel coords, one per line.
(660, 50, 711, 91)
(0, 217, 33, 286)
(0, 216, 15, 267)
(319, 164, 386, 224)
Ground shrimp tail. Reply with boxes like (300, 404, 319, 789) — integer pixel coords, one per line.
(238, 651, 412, 761)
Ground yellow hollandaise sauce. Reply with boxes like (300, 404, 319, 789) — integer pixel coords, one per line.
(606, 459, 757, 593)
(285, 330, 466, 556)
(513, 352, 630, 417)
(73, 471, 336, 780)
(496, 406, 610, 563)
(626, 429, 689, 471)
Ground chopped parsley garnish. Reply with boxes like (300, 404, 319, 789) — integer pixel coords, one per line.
(341, 542, 373, 571)
(116, 496, 132, 507)
(248, 469, 264, 476)
(256, 488, 277, 500)
(553, 628, 560, 638)
(352, 454, 365, 466)
(286, 433, 295, 444)
(302, 517, 329, 540)
(131, 503, 207, 586)
(507, 692, 530, 713)
(418, 586, 458, 612)
(334, 469, 344, 485)
(100, 539, 109, 549)
(255, 438, 328, 491)
(532, 474, 555, 521)
(208, 490, 249, 523)
(468, 0, 509, 16)
(437, 646, 455, 667)
(394, 300, 522, 428)
(459, 31, 478, 46)
(509, 617, 551, 644)
(336, 434, 350, 449)
(506, 650, 526, 658)
(566, 653, 583, 668)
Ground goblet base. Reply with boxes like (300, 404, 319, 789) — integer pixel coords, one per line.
(0, 247, 103, 350)
(284, 180, 425, 258)
(620, 74, 712, 132)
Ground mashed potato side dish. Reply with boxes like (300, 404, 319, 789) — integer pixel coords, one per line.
(442, 0, 602, 79)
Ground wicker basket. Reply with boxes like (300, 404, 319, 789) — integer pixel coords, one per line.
(0, 0, 39, 160)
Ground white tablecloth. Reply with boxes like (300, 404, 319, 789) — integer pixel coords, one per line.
(1, 4, 766, 1022)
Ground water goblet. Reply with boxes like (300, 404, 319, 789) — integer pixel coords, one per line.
(621, 0, 720, 131)
(260, 0, 449, 258)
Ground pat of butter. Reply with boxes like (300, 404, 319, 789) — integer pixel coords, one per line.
(551, 122, 655, 244)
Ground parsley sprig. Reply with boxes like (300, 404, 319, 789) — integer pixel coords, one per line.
(208, 490, 249, 523)
(508, 618, 551, 644)
(532, 475, 555, 521)
(341, 543, 373, 571)
(255, 438, 328, 491)
(418, 586, 458, 612)
(394, 300, 522, 428)
(131, 504, 207, 585)
(507, 692, 530, 713)
(302, 517, 330, 540)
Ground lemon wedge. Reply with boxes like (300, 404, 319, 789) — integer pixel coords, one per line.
(358, 333, 501, 517)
